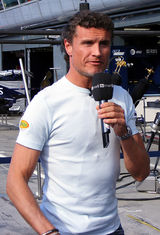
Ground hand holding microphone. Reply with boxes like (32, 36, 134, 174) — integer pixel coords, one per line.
(92, 72, 113, 148)
(92, 72, 130, 147)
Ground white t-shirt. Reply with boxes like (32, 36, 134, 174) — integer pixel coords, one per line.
(17, 76, 138, 235)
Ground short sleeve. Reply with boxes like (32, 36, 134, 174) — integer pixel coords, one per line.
(112, 86, 138, 136)
(16, 93, 51, 151)
(124, 91, 138, 135)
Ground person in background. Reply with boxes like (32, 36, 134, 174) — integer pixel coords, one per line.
(7, 11, 150, 235)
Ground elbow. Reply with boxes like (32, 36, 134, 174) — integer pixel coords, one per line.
(135, 165, 150, 182)
(135, 172, 149, 182)
(6, 170, 18, 201)
(129, 158, 150, 182)
(135, 154, 150, 182)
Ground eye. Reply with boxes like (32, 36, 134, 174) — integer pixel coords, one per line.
(82, 40, 93, 46)
(100, 40, 110, 47)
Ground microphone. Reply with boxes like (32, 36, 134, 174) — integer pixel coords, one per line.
(92, 72, 113, 148)
(111, 72, 122, 86)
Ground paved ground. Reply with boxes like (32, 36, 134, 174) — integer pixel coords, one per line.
(0, 115, 160, 235)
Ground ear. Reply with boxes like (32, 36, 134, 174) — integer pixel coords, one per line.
(64, 39, 72, 57)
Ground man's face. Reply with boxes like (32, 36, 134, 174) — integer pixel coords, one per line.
(65, 26, 112, 78)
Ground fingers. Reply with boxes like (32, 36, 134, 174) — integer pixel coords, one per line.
(103, 117, 126, 126)
(96, 102, 125, 125)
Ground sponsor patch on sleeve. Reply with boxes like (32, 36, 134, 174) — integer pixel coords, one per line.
(19, 120, 29, 129)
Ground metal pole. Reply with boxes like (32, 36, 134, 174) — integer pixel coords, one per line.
(143, 97, 147, 142)
(19, 58, 30, 105)
(36, 160, 43, 200)
(0, 44, 2, 70)
(1, 0, 5, 10)
(19, 58, 42, 200)
(26, 48, 31, 99)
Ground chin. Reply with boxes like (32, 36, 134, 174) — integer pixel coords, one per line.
(80, 68, 105, 78)
(92, 69, 105, 75)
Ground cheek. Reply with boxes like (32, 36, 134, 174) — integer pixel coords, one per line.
(103, 49, 110, 61)
(103, 47, 110, 56)
(73, 50, 85, 62)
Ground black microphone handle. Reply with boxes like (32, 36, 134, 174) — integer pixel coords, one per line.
(99, 100, 110, 148)
(145, 131, 155, 152)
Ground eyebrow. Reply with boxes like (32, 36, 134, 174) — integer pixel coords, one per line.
(80, 39, 110, 45)
(81, 39, 94, 44)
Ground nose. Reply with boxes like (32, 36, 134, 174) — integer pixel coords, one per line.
(92, 43, 101, 57)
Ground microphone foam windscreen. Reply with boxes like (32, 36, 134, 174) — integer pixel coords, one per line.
(111, 72, 122, 86)
(92, 73, 113, 101)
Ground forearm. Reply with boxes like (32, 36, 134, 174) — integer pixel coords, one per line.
(96, 102, 150, 181)
(6, 174, 56, 234)
(120, 134, 150, 181)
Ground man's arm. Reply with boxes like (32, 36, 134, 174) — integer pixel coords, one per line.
(6, 143, 59, 235)
(97, 102, 150, 182)
(119, 133, 150, 181)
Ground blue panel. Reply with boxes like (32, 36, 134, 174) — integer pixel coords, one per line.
(109, 46, 160, 95)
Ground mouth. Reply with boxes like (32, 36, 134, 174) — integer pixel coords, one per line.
(89, 61, 103, 65)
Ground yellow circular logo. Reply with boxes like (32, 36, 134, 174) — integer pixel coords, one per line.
(20, 120, 29, 129)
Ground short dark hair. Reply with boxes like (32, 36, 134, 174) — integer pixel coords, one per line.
(61, 10, 114, 62)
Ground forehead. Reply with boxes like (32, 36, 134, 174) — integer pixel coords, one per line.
(74, 26, 111, 41)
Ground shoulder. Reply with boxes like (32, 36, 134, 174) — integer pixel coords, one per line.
(112, 85, 135, 116)
(37, 76, 65, 98)
(30, 76, 65, 105)
(113, 85, 129, 96)
(112, 85, 132, 103)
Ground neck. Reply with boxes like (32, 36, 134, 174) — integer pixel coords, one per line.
(66, 70, 92, 89)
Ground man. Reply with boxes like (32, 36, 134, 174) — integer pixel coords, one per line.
(7, 11, 150, 235)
